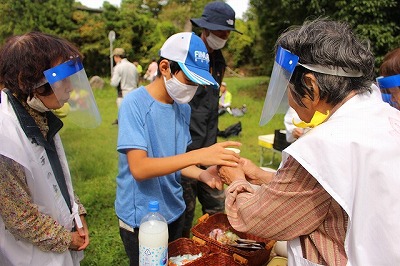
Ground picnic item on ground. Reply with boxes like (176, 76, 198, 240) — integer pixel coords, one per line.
(191, 213, 276, 266)
(209, 228, 240, 244)
(168, 238, 210, 266)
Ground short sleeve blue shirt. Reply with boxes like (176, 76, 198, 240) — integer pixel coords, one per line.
(115, 86, 191, 227)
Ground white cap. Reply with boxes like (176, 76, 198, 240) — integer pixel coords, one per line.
(159, 32, 218, 88)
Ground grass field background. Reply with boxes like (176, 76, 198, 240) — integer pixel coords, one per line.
(60, 76, 284, 265)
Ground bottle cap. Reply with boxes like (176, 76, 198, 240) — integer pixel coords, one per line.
(148, 201, 159, 212)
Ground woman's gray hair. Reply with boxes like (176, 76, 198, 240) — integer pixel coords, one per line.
(276, 18, 375, 106)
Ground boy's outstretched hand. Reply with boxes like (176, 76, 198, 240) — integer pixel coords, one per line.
(194, 141, 241, 167)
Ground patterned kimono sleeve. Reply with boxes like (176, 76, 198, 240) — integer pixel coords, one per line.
(225, 155, 332, 240)
(0, 154, 71, 252)
(74, 193, 87, 216)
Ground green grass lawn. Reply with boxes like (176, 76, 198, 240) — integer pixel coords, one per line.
(60, 76, 284, 265)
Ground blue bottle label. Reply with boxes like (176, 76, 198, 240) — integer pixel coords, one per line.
(139, 245, 167, 266)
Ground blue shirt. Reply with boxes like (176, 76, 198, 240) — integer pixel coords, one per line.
(115, 86, 191, 227)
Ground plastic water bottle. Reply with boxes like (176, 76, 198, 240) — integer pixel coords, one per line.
(139, 201, 168, 266)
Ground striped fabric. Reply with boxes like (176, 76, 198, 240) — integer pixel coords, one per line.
(225, 155, 348, 265)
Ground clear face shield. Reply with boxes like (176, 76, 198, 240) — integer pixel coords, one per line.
(260, 46, 364, 126)
(376, 74, 400, 110)
(43, 58, 101, 128)
(260, 46, 299, 126)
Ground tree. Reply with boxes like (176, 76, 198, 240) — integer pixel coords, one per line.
(250, 0, 400, 74)
(71, 5, 108, 77)
(334, 0, 400, 66)
(3, 0, 396, 77)
(0, 0, 76, 41)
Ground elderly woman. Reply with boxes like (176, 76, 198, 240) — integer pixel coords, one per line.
(377, 47, 400, 109)
(219, 19, 400, 265)
(0, 32, 96, 265)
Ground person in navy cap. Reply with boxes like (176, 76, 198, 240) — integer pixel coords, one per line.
(181, 1, 242, 238)
(114, 32, 240, 266)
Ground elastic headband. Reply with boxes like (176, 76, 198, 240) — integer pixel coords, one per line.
(299, 63, 363, 77)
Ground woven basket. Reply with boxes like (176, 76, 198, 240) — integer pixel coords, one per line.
(191, 213, 276, 266)
(168, 238, 210, 265)
(189, 253, 244, 266)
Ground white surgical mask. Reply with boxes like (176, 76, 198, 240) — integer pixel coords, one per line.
(164, 73, 198, 104)
(206, 32, 228, 50)
(27, 95, 49, 112)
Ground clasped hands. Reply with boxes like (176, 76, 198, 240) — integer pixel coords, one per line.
(219, 156, 275, 187)
(200, 157, 272, 189)
(69, 215, 90, 251)
(198, 142, 273, 189)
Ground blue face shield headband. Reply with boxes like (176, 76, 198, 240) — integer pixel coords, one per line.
(259, 46, 299, 126)
(377, 74, 400, 89)
(260, 46, 363, 126)
(376, 74, 400, 107)
(43, 58, 101, 128)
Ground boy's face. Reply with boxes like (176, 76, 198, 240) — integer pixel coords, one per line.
(172, 70, 198, 86)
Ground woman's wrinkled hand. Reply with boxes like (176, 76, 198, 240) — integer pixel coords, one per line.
(69, 215, 90, 251)
(69, 231, 85, 251)
(240, 157, 275, 185)
(239, 157, 260, 181)
(218, 164, 246, 185)
(77, 215, 89, 251)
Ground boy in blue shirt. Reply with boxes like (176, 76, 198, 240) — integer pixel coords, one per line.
(115, 32, 241, 266)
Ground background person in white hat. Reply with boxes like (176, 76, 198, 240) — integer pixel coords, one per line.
(114, 32, 241, 266)
(181, 0, 242, 238)
(110, 47, 139, 124)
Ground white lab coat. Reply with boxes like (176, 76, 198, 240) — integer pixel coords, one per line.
(0, 91, 83, 266)
(282, 90, 400, 265)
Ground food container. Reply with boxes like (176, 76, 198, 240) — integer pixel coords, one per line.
(191, 213, 276, 266)
(189, 253, 244, 266)
(168, 237, 210, 265)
